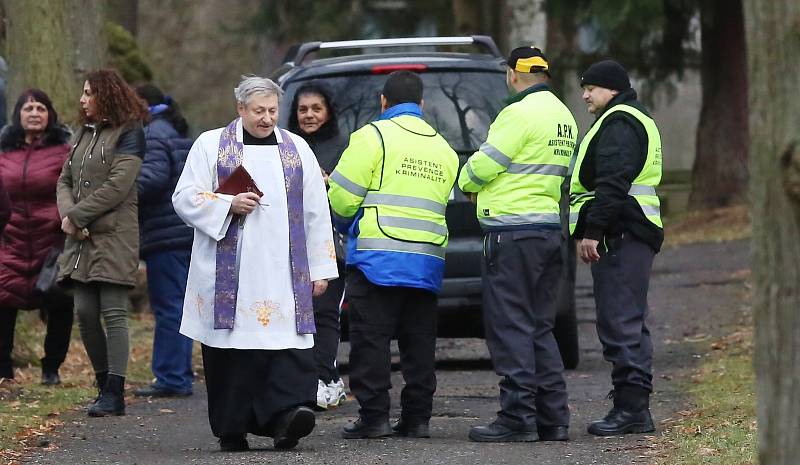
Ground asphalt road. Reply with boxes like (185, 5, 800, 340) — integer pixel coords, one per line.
(23, 240, 750, 465)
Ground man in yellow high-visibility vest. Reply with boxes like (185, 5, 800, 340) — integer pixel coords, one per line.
(569, 60, 664, 436)
(459, 46, 577, 443)
(328, 71, 459, 440)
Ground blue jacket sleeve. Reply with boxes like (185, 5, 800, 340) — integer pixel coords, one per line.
(137, 135, 172, 202)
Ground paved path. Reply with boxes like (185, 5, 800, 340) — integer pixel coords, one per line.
(23, 240, 750, 465)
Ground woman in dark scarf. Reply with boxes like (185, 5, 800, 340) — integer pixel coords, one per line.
(289, 83, 349, 410)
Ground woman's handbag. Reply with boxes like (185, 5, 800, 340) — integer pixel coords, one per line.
(33, 247, 65, 296)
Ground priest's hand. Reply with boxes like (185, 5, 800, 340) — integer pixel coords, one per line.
(230, 192, 261, 215)
(312, 280, 328, 297)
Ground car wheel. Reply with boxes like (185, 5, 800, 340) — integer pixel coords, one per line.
(554, 237, 579, 369)
(554, 303, 579, 369)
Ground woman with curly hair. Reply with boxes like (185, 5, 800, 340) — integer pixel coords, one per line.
(0, 89, 73, 384)
(56, 69, 147, 416)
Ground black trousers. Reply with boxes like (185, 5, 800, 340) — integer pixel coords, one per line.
(312, 260, 345, 384)
(0, 297, 74, 378)
(591, 233, 656, 392)
(347, 267, 437, 424)
(201, 345, 316, 438)
(482, 229, 569, 429)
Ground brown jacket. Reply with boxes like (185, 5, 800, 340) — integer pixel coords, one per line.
(56, 122, 145, 286)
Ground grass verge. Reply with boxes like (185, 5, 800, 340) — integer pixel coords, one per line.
(652, 328, 756, 465)
(0, 310, 159, 464)
(664, 205, 751, 247)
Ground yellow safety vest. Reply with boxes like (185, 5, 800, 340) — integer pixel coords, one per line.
(458, 87, 577, 230)
(569, 104, 663, 235)
(328, 115, 459, 258)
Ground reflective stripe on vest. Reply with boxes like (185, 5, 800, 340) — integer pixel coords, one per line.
(480, 212, 561, 228)
(465, 163, 486, 186)
(330, 171, 368, 197)
(506, 163, 569, 177)
(568, 184, 658, 224)
(480, 142, 512, 167)
(378, 215, 448, 237)
(356, 237, 446, 259)
(362, 192, 447, 216)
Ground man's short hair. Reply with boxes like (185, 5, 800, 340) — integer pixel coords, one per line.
(234, 75, 283, 106)
(382, 71, 423, 108)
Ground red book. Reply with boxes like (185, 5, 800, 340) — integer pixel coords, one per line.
(215, 165, 263, 197)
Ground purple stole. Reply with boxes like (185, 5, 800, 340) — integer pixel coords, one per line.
(213, 118, 315, 334)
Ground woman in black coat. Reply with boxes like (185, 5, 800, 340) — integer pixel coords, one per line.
(289, 83, 348, 410)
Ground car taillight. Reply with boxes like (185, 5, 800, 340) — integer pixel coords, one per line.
(371, 64, 428, 74)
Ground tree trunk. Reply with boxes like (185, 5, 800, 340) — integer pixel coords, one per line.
(689, 0, 749, 209)
(6, 0, 77, 123)
(5, 0, 105, 124)
(504, 0, 547, 51)
(452, 0, 482, 35)
(67, 0, 106, 76)
(744, 1, 800, 464)
(107, 0, 138, 36)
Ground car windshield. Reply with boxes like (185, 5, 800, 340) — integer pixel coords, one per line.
(282, 71, 508, 153)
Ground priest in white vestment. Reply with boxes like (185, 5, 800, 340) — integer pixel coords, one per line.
(172, 76, 338, 452)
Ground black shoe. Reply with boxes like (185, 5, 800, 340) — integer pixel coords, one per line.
(41, 371, 61, 386)
(342, 418, 393, 439)
(468, 421, 538, 443)
(133, 384, 192, 398)
(273, 406, 315, 450)
(219, 434, 249, 452)
(537, 425, 569, 441)
(392, 418, 430, 438)
(587, 408, 655, 436)
(88, 374, 125, 417)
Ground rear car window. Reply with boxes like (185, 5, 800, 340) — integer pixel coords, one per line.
(281, 71, 508, 153)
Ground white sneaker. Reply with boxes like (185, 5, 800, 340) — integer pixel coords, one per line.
(326, 379, 347, 407)
(316, 379, 330, 410)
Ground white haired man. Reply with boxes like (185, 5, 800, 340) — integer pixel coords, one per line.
(173, 75, 338, 451)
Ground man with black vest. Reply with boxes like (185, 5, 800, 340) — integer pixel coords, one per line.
(569, 60, 664, 436)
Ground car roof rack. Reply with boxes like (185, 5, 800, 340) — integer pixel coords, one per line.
(283, 35, 502, 66)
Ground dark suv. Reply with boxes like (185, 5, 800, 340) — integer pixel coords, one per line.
(273, 36, 579, 368)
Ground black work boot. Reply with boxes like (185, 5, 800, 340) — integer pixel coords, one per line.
(537, 425, 569, 441)
(88, 374, 125, 417)
(588, 386, 654, 436)
(468, 420, 538, 442)
(392, 417, 430, 438)
(342, 417, 393, 439)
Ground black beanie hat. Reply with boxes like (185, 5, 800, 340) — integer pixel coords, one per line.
(580, 60, 631, 91)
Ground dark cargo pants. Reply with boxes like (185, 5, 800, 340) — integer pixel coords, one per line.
(591, 233, 656, 392)
(346, 268, 437, 425)
(482, 229, 570, 429)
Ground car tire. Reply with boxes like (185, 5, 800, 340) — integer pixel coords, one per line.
(554, 302, 580, 370)
(554, 236, 579, 369)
